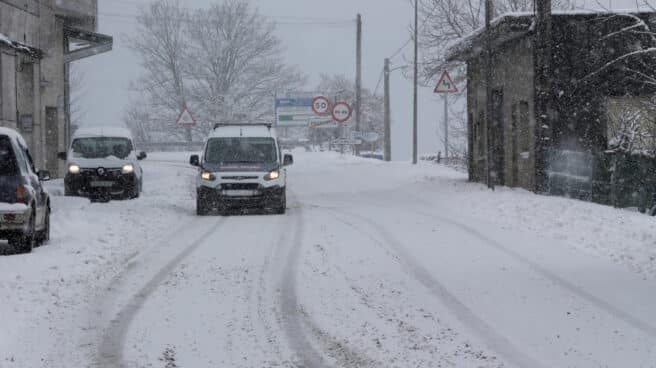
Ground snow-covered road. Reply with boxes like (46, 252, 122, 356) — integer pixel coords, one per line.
(1, 151, 655, 368)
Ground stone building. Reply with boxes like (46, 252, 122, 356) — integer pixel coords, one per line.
(447, 11, 656, 191)
(0, 0, 112, 176)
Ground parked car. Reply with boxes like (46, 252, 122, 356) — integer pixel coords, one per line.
(59, 127, 146, 201)
(0, 127, 51, 253)
(190, 123, 293, 216)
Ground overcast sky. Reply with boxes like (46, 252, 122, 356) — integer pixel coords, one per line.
(77, 0, 642, 160)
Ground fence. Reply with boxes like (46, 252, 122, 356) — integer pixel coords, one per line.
(545, 149, 656, 213)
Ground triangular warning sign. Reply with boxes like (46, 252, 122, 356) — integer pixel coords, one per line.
(434, 71, 458, 93)
(176, 106, 196, 126)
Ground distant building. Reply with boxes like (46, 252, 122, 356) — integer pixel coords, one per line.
(0, 0, 112, 176)
(447, 11, 656, 191)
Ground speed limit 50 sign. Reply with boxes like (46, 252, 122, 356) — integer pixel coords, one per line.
(312, 96, 331, 115)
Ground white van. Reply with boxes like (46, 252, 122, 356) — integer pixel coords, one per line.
(190, 124, 293, 215)
(60, 127, 146, 201)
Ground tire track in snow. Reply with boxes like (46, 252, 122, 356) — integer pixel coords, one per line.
(411, 208, 656, 340)
(329, 208, 547, 368)
(95, 218, 226, 368)
(276, 206, 328, 367)
(276, 204, 388, 368)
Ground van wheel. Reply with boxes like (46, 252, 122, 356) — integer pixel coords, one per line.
(197, 198, 209, 216)
(275, 190, 287, 215)
(130, 181, 141, 199)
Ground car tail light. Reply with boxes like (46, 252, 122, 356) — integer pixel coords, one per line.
(16, 185, 28, 204)
(3, 214, 16, 221)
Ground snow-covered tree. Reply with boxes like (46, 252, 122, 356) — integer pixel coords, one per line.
(125, 0, 304, 143)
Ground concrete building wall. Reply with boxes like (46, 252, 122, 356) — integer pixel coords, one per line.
(466, 37, 537, 191)
(0, 0, 85, 176)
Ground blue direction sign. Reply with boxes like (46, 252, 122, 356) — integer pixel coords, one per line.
(275, 98, 312, 108)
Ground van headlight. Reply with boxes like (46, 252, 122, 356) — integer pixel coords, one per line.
(122, 164, 135, 174)
(68, 164, 81, 174)
(201, 171, 216, 181)
(264, 170, 280, 181)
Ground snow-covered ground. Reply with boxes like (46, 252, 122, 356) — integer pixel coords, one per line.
(0, 151, 654, 367)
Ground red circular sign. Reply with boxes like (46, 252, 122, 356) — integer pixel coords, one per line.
(331, 102, 352, 123)
(312, 96, 331, 115)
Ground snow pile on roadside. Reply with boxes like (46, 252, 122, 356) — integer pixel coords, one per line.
(291, 151, 656, 279)
(0, 160, 197, 367)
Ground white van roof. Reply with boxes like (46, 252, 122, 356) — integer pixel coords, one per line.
(209, 124, 277, 139)
(73, 127, 134, 140)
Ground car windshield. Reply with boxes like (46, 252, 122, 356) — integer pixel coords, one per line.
(0, 136, 17, 175)
(71, 137, 133, 160)
(204, 137, 277, 164)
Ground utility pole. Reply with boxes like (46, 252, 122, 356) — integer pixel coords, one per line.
(534, 0, 552, 193)
(355, 14, 362, 156)
(384, 58, 392, 161)
(412, 0, 419, 165)
(443, 94, 449, 162)
(485, 0, 494, 190)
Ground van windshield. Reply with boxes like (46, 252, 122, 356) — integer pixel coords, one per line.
(71, 137, 133, 159)
(205, 137, 277, 164)
(0, 136, 18, 175)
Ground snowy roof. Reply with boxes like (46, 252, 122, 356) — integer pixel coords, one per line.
(209, 125, 277, 139)
(446, 10, 656, 62)
(73, 127, 134, 140)
(0, 33, 42, 59)
(0, 126, 28, 148)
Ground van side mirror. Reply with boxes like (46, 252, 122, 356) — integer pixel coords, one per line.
(57, 152, 67, 160)
(283, 154, 294, 166)
(190, 154, 200, 167)
(137, 151, 147, 160)
(38, 170, 51, 181)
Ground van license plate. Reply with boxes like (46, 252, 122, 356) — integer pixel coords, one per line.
(90, 181, 114, 188)
(223, 190, 258, 197)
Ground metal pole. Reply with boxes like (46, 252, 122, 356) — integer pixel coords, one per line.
(534, 0, 552, 193)
(355, 14, 362, 156)
(412, 0, 419, 165)
(384, 58, 392, 161)
(485, 0, 494, 189)
(444, 94, 449, 162)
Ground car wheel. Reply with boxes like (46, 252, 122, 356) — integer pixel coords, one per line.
(11, 214, 35, 254)
(38, 208, 50, 246)
(64, 185, 75, 197)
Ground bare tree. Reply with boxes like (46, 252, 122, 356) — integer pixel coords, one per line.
(125, 0, 304, 143)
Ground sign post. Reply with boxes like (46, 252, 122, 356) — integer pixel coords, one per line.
(434, 71, 458, 161)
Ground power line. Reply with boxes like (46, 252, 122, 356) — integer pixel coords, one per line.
(373, 67, 385, 96)
(96, 11, 355, 26)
